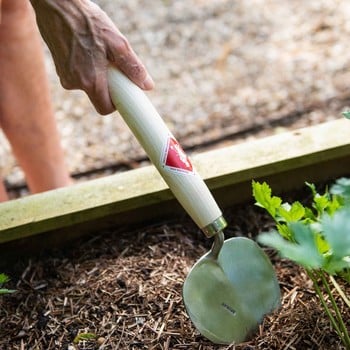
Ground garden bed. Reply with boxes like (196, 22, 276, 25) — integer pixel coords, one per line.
(0, 182, 349, 349)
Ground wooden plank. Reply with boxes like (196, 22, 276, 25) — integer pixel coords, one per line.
(0, 118, 349, 245)
(194, 118, 350, 188)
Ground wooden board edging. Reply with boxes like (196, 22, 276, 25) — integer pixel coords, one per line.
(0, 118, 349, 245)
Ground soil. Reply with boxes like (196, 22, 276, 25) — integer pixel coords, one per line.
(0, 185, 349, 349)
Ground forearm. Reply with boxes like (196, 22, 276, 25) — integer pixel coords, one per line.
(30, 0, 87, 12)
(29, 0, 89, 25)
(29, 0, 96, 68)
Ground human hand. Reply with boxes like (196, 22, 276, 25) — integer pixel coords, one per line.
(30, 0, 154, 115)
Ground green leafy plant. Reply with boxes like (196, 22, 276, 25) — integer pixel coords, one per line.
(0, 273, 16, 295)
(252, 178, 350, 348)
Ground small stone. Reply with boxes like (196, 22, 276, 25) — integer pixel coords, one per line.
(97, 337, 105, 345)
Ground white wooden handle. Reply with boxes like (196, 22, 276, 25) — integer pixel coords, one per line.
(107, 68, 226, 237)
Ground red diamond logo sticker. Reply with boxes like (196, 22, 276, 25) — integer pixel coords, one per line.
(163, 136, 194, 174)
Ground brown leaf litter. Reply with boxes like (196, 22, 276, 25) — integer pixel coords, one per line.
(0, 198, 349, 349)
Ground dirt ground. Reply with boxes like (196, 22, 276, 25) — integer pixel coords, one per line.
(0, 185, 349, 349)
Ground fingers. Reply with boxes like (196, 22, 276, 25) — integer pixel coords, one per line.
(82, 30, 154, 115)
(92, 31, 155, 115)
(89, 74, 116, 115)
(106, 34, 154, 91)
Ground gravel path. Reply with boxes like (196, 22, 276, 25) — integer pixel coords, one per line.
(1, 0, 350, 187)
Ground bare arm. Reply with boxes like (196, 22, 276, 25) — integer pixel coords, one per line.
(29, 0, 154, 115)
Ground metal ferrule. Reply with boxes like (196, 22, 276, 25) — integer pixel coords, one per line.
(202, 215, 227, 238)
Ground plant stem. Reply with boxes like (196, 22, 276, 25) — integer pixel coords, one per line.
(307, 270, 343, 338)
(319, 271, 350, 348)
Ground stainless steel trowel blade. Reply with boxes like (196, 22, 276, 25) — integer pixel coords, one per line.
(183, 237, 280, 344)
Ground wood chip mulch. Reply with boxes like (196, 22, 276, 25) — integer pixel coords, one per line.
(1, 199, 349, 350)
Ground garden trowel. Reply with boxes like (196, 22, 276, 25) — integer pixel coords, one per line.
(107, 67, 281, 345)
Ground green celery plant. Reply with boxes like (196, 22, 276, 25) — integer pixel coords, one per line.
(252, 178, 350, 348)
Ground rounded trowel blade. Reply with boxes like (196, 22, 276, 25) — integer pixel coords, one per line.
(183, 237, 280, 344)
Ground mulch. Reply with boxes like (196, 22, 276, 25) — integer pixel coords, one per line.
(1, 187, 349, 349)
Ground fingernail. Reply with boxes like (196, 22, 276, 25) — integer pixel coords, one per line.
(141, 74, 155, 90)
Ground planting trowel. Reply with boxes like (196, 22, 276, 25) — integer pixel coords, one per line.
(107, 67, 280, 344)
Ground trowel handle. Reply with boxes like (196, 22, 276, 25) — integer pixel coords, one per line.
(107, 67, 226, 237)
